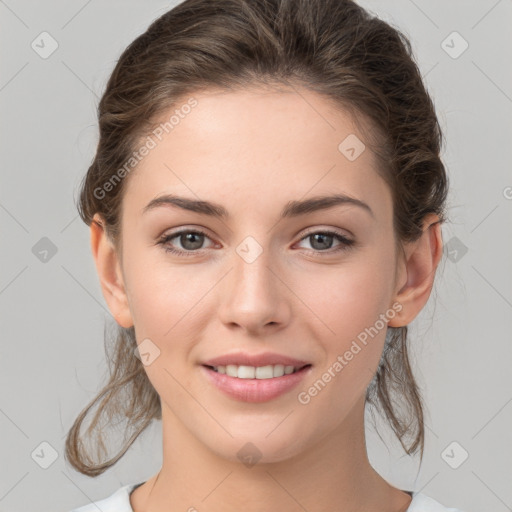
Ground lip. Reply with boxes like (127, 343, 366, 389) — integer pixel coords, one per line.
(202, 351, 311, 368)
(200, 364, 312, 403)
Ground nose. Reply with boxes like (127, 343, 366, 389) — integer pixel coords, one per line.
(217, 245, 291, 335)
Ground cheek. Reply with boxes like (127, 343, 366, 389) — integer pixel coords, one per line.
(122, 255, 208, 390)
(122, 242, 215, 344)
(296, 248, 395, 394)
(302, 254, 394, 339)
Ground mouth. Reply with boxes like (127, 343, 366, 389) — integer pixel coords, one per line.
(200, 363, 313, 402)
(203, 363, 312, 379)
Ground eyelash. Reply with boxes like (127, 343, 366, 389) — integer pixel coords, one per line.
(157, 228, 355, 258)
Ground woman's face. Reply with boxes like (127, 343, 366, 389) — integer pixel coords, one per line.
(113, 85, 403, 463)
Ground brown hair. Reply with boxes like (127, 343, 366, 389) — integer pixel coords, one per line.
(65, 0, 448, 476)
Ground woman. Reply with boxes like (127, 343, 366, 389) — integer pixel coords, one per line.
(66, 0, 465, 510)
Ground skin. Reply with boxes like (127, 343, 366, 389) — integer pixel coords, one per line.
(91, 85, 443, 512)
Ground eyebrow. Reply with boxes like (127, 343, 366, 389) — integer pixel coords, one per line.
(142, 193, 374, 219)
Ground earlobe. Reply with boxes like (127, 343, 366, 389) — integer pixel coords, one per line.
(387, 214, 443, 328)
(90, 214, 134, 328)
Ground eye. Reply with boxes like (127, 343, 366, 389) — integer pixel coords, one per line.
(295, 230, 355, 255)
(157, 228, 355, 257)
(157, 228, 215, 256)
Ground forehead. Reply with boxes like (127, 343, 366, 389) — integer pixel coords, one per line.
(123, 85, 392, 220)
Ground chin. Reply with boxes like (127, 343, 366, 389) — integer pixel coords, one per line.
(200, 426, 313, 466)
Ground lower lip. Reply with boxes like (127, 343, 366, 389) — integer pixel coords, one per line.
(200, 365, 312, 403)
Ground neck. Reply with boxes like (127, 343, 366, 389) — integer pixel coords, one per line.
(133, 396, 411, 512)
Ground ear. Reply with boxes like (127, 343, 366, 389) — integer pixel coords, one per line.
(387, 213, 444, 327)
(90, 213, 134, 328)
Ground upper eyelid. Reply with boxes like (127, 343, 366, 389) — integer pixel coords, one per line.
(298, 227, 353, 239)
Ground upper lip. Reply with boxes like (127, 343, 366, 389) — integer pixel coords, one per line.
(202, 352, 311, 368)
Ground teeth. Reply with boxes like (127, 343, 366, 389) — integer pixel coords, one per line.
(212, 364, 300, 379)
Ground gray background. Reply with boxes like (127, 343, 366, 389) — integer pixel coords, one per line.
(1, 1, 511, 511)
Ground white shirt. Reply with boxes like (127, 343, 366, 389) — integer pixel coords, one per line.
(70, 482, 466, 511)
